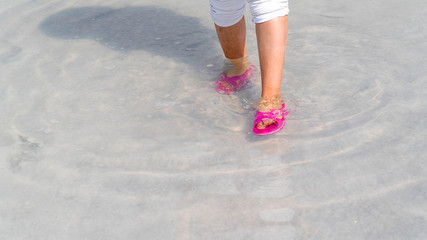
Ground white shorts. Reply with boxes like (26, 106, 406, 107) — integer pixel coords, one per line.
(210, 0, 289, 27)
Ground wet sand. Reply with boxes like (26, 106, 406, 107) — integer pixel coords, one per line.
(1, 0, 426, 239)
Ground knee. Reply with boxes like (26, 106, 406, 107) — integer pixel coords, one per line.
(249, 0, 289, 24)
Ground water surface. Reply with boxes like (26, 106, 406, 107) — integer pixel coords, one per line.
(0, 0, 426, 239)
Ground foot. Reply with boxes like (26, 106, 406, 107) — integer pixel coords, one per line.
(255, 95, 283, 130)
(225, 66, 249, 77)
(215, 65, 255, 94)
(219, 66, 251, 91)
(216, 57, 252, 92)
(253, 96, 289, 135)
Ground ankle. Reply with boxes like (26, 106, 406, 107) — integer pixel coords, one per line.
(226, 56, 250, 76)
(257, 94, 283, 112)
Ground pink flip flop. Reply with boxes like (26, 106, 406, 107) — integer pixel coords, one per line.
(215, 65, 255, 94)
(253, 103, 289, 136)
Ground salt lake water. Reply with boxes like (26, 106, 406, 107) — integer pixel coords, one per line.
(1, 0, 426, 239)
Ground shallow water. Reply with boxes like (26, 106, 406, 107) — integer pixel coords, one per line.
(1, 0, 426, 239)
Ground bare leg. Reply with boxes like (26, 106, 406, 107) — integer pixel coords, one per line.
(215, 16, 250, 78)
(255, 16, 288, 129)
(256, 15, 288, 99)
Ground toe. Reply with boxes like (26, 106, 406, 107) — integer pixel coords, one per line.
(256, 121, 265, 130)
(256, 119, 274, 130)
(221, 81, 234, 91)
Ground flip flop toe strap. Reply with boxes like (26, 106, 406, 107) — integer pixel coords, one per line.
(254, 111, 280, 126)
(220, 76, 243, 89)
(253, 108, 289, 127)
(215, 65, 255, 93)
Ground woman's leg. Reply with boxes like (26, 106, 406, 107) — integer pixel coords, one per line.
(256, 15, 288, 100)
(214, 16, 249, 77)
(255, 16, 288, 129)
(210, 0, 250, 80)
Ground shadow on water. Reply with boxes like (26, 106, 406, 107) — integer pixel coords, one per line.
(39, 6, 217, 67)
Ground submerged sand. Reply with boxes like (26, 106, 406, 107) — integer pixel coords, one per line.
(1, 0, 426, 239)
